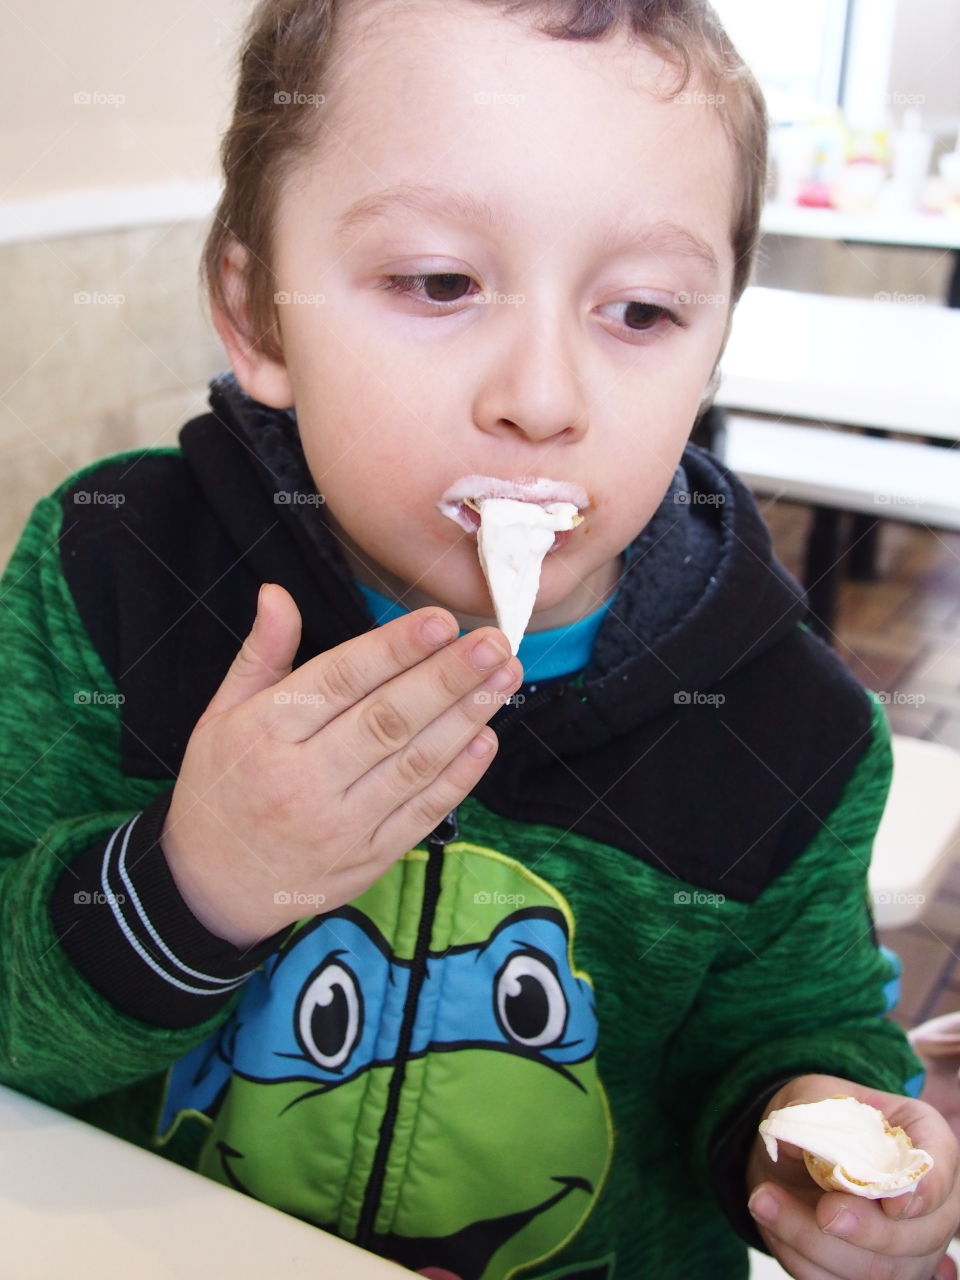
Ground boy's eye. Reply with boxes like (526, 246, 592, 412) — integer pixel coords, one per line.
(381, 272, 475, 304)
(621, 302, 673, 331)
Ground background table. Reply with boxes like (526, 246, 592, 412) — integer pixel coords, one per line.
(717, 287, 960, 442)
(0, 1083, 408, 1279)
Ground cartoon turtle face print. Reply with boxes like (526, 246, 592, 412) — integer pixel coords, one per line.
(158, 842, 614, 1280)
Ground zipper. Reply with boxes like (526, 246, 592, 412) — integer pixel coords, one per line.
(355, 807, 458, 1248)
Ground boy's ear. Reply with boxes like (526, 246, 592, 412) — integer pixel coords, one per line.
(210, 240, 294, 409)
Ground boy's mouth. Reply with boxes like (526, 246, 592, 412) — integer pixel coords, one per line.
(437, 475, 589, 550)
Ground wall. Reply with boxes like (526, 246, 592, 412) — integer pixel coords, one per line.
(0, 0, 240, 199)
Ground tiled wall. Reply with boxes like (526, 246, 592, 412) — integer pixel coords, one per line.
(0, 219, 227, 564)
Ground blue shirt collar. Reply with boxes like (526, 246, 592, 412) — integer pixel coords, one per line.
(354, 580, 618, 682)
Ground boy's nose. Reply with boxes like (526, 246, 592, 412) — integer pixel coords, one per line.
(471, 315, 589, 444)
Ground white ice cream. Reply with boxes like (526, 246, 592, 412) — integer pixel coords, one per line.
(476, 498, 581, 654)
(758, 1096, 933, 1199)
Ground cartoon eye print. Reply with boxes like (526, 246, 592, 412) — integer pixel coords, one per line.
(296, 958, 364, 1071)
(494, 950, 569, 1049)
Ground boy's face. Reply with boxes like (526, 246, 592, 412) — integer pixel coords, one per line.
(226, 0, 737, 631)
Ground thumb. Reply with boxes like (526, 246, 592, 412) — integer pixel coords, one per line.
(936, 1255, 958, 1280)
(203, 583, 303, 719)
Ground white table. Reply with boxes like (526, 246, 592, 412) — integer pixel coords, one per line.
(761, 203, 960, 252)
(0, 1083, 408, 1279)
(717, 287, 960, 441)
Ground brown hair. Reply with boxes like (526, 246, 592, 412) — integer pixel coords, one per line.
(203, 0, 768, 364)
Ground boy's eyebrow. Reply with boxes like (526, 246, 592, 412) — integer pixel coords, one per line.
(335, 181, 720, 275)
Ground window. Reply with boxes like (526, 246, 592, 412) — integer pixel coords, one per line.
(712, 0, 852, 124)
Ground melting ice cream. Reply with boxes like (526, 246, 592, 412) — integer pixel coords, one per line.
(437, 477, 585, 655)
(758, 1095, 933, 1199)
(473, 498, 581, 654)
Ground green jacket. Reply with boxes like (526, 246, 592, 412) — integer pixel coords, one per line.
(0, 376, 922, 1279)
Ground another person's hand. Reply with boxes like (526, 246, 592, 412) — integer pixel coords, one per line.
(747, 1074, 960, 1279)
(161, 583, 521, 947)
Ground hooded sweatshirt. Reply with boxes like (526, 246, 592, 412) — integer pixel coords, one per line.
(0, 375, 921, 1280)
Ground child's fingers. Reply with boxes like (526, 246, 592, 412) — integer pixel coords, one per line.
(753, 1179, 956, 1275)
(372, 725, 501, 858)
(260, 609, 478, 742)
(203, 582, 303, 720)
(319, 631, 518, 785)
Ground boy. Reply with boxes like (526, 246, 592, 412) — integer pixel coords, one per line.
(0, 0, 957, 1276)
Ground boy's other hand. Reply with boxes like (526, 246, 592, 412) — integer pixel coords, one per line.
(160, 583, 522, 948)
(746, 1073, 960, 1279)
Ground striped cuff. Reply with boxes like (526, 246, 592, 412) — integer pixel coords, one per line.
(49, 790, 287, 1029)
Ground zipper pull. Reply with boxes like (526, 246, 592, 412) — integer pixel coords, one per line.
(427, 807, 459, 853)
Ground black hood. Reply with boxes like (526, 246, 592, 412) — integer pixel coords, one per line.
(191, 373, 808, 757)
(61, 373, 869, 901)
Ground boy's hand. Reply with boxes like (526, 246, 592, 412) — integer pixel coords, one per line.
(160, 583, 522, 948)
(746, 1074, 960, 1279)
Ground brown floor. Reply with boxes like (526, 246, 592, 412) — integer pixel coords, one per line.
(763, 500, 960, 1030)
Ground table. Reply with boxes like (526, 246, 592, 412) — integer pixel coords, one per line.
(761, 203, 960, 307)
(761, 203, 960, 252)
(717, 287, 960, 442)
(0, 1083, 408, 1279)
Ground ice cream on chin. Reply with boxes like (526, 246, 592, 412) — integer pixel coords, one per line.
(436, 476, 587, 655)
